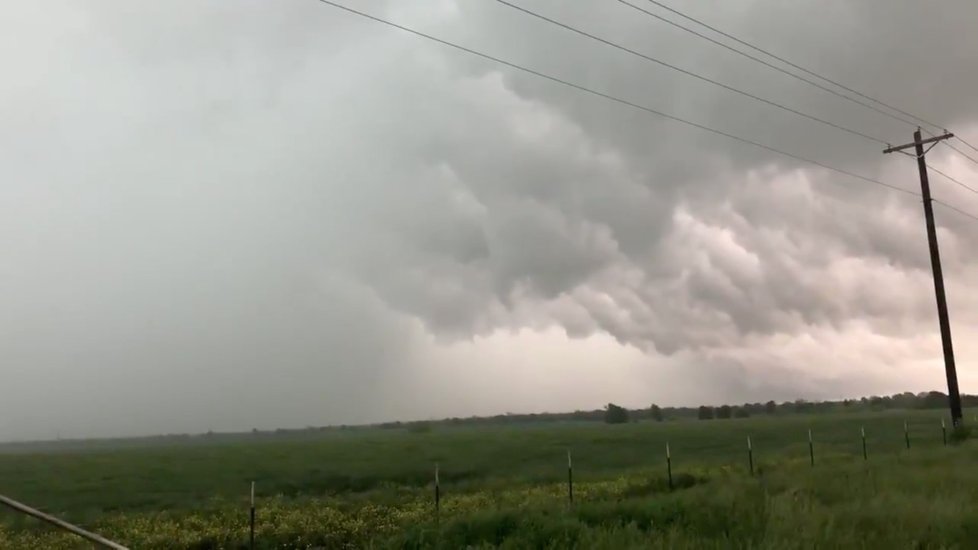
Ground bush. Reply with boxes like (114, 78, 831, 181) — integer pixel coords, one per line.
(605, 403, 629, 424)
(407, 422, 432, 434)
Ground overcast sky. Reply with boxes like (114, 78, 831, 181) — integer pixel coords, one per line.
(2, 0, 977, 440)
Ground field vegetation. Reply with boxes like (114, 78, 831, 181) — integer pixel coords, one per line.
(0, 403, 974, 548)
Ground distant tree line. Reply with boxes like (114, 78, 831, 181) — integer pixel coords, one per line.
(76, 390, 970, 444)
(651, 391, 971, 422)
(369, 390, 974, 430)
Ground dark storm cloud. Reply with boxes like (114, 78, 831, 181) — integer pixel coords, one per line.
(1, 0, 976, 438)
(336, 0, 978, 353)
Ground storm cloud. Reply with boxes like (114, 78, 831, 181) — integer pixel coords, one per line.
(1, 0, 977, 439)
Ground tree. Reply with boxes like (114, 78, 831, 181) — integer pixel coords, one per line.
(716, 405, 733, 419)
(697, 405, 715, 420)
(793, 399, 814, 414)
(734, 407, 750, 418)
(650, 404, 664, 422)
(921, 391, 947, 409)
(891, 392, 916, 408)
(764, 400, 777, 415)
(407, 421, 432, 433)
(604, 403, 629, 424)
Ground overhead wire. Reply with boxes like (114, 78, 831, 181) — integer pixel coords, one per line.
(954, 137, 978, 155)
(934, 199, 978, 223)
(515, 0, 978, 217)
(629, 1, 978, 167)
(623, 0, 978, 204)
(926, 164, 978, 196)
(494, 0, 888, 146)
(315, 0, 916, 198)
(632, 0, 945, 133)
(944, 141, 978, 167)
(635, 0, 978, 170)
(506, 0, 978, 202)
(314, 0, 978, 225)
(888, 140, 978, 204)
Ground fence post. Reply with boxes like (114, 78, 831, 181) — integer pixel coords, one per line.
(942, 418, 947, 446)
(249, 482, 255, 550)
(808, 428, 815, 467)
(567, 450, 573, 504)
(434, 463, 440, 518)
(747, 436, 754, 476)
(666, 442, 673, 490)
(861, 427, 867, 461)
(904, 420, 911, 450)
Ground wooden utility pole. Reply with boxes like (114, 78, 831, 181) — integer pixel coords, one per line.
(884, 129, 962, 426)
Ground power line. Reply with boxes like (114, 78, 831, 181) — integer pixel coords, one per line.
(315, 0, 916, 198)
(934, 199, 978, 223)
(955, 137, 978, 155)
(631, 0, 944, 133)
(944, 141, 978, 167)
(927, 163, 978, 196)
(893, 140, 978, 197)
(494, 0, 888, 146)
(315, 1, 978, 224)
(628, 0, 978, 188)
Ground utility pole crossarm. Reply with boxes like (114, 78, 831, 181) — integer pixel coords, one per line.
(883, 132, 953, 154)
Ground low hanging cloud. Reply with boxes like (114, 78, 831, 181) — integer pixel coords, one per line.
(1, 0, 976, 439)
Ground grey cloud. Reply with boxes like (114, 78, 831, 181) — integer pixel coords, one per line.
(1, 0, 977, 438)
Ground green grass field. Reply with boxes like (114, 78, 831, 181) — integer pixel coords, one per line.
(0, 409, 974, 548)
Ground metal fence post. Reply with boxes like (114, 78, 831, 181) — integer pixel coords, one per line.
(666, 442, 673, 490)
(808, 428, 815, 467)
(249, 482, 255, 550)
(861, 427, 867, 461)
(567, 450, 573, 504)
(747, 436, 754, 476)
(434, 463, 441, 517)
